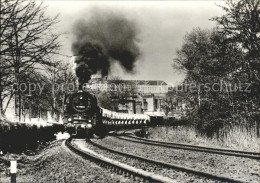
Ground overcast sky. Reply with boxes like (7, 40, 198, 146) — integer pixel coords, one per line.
(43, 0, 225, 85)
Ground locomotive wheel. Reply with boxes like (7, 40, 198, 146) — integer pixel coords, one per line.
(85, 129, 90, 141)
(93, 126, 107, 139)
(93, 134, 105, 139)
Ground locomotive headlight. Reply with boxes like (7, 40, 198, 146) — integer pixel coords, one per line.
(86, 124, 92, 128)
(81, 124, 85, 128)
(68, 118, 72, 122)
(88, 120, 91, 122)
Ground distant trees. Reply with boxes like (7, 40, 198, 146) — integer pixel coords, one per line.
(0, 0, 62, 121)
(97, 91, 117, 111)
(174, 0, 260, 134)
(96, 76, 138, 111)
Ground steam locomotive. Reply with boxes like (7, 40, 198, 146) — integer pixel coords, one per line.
(64, 90, 164, 139)
(63, 90, 107, 139)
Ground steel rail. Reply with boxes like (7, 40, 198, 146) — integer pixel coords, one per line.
(116, 135, 260, 160)
(89, 140, 246, 183)
(65, 138, 175, 183)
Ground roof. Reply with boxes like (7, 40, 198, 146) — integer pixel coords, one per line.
(107, 80, 168, 86)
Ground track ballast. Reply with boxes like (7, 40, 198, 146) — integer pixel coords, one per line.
(116, 134, 260, 160)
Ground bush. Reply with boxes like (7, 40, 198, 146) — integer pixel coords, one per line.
(164, 117, 189, 126)
(183, 101, 260, 139)
(144, 125, 260, 151)
(0, 122, 64, 153)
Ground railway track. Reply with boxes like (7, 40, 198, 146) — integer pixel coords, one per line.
(115, 134, 260, 160)
(89, 139, 246, 183)
(65, 138, 175, 183)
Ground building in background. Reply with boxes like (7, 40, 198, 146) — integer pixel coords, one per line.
(88, 74, 170, 115)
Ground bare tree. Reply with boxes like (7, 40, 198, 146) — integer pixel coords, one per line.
(0, 0, 61, 121)
(44, 60, 77, 118)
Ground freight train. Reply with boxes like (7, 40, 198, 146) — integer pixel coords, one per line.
(63, 90, 155, 139)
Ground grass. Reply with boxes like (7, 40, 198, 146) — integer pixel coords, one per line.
(146, 125, 260, 152)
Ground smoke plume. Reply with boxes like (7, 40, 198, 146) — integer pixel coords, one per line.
(72, 11, 140, 85)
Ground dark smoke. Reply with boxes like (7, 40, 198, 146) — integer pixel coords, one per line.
(72, 11, 140, 85)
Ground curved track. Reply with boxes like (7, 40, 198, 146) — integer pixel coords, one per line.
(65, 138, 175, 183)
(89, 139, 246, 183)
(115, 134, 260, 160)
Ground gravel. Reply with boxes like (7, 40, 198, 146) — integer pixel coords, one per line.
(0, 140, 135, 183)
(91, 136, 260, 183)
(74, 139, 218, 183)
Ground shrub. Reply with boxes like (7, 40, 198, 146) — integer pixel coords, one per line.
(0, 122, 65, 153)
(144, 125, 260, 151)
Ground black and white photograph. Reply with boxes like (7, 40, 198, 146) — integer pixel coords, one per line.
(0, 0, 259, 182)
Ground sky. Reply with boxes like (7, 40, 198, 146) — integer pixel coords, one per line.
(43, 0, 225, 86)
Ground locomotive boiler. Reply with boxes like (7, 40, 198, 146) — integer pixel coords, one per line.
(63, 90, 107, 139)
